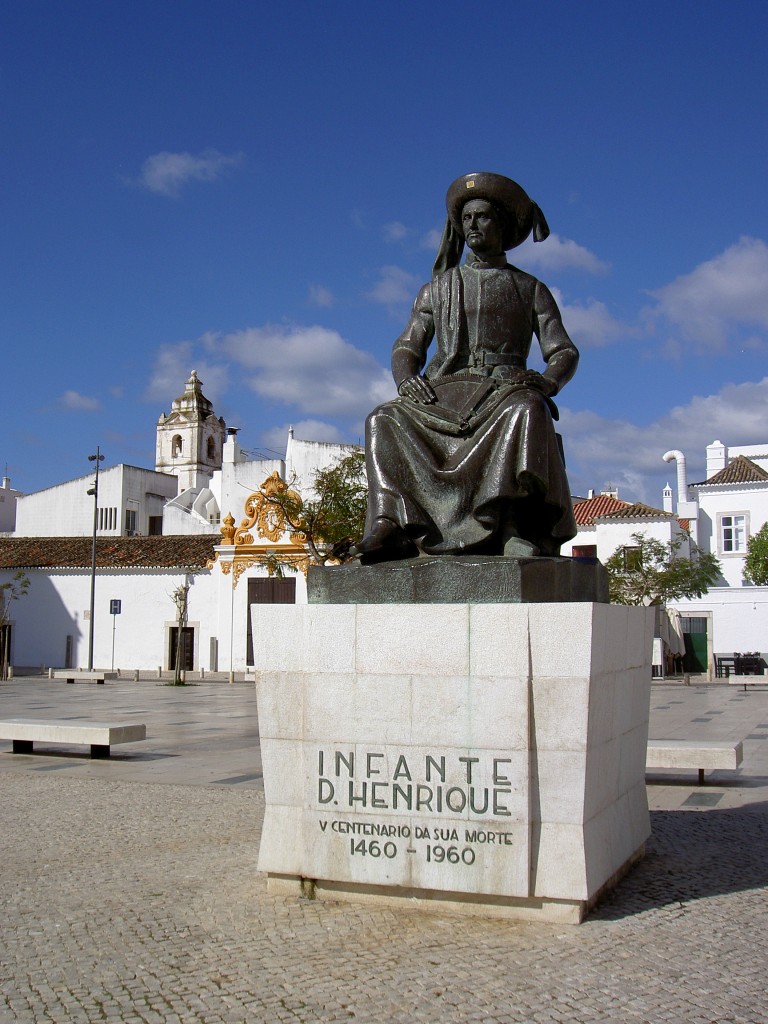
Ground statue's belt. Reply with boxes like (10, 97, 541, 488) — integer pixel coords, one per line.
(469, 351, 526, 368)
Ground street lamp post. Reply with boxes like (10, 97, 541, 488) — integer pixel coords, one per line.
(86, 447, 104, 671)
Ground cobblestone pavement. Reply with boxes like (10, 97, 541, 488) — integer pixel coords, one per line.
(1, 679, 767, 1024)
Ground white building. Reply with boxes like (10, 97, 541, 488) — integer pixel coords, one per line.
(567, 439, 768, 678)
(688, 443, 768, 588)
(155, 369, 227, 491)
(163, 427, 356, 538)
(0, 372, 358, 675)
(11, 365, 765, 681)
(14, 371, 223, 538)
(15, 465, 179, 538)
(0, 535, 220, 673)
(665, 440, 768, 676)
(563, 493, 689, 564)
(0, 477, 23, 533)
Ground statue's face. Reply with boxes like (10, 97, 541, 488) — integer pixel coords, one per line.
(461, 199, 504, 256)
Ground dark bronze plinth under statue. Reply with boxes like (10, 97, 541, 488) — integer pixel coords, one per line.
(353, 171, 579, 565)
(308, 554, 607, 605)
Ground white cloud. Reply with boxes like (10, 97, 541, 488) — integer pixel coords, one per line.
(145, 341, 229, 404)
(367, 265, 421, 308)
(562, 376, 768, 504)
(647, 237, 768, 353)
(207, 324, 395, 419)
(421, 227, 443, 251)
(383, 221, 408, 242)
(136, 149, 244, 198)
(146, 341, 194, 401)
(514, 233, 609, 275)
(58, 390, 102, 412)
(550, 288, 630, 348)
(261, 420, 346, 452)
(308, 284, 335, 308)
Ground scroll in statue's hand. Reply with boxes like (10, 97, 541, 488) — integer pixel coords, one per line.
(398, 375, 437, 404)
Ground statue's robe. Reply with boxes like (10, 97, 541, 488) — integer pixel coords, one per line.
(363, 258, 579, 556)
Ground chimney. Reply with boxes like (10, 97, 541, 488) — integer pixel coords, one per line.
(662, 450, 689, 504)
(706, 440, 727, 479)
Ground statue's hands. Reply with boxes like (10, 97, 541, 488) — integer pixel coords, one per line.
(398, 375, 437, 404)
(517, 370, 557, 398)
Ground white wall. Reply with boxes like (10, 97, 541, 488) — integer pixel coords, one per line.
(694, 482, 768, 587)
(285, 436, 359, 495)
(0, 479, 21, 533)
(0, 557, 308, 673)
(2, 432, 348, 673)
(218, 456, 285, 523)
(707, 441, 768, 476)
(16, 474, 99, 537)
(562, 518, 686, 562)
(163, 486, 222, 534)
(0, 567, 212, 671)
(165, 432, 359, 536)
(669, 587, 768, 657)
(15, 466, 178, 537)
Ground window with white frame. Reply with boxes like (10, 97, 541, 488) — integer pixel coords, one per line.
(719, 513, 748, 554)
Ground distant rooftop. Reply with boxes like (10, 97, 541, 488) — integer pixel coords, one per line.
(695, 455, 768, 487)
(0, 535, 219, 570)
(572, 494, 629, 526)
(595, 501, 675, 521)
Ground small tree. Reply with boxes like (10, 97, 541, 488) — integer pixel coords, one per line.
(0, 571, 30, 679)
(743, 522, 768, 585)
(169, 570, 199, 684)
(604, 532, 722, 606)
(257, 450, 367, 575)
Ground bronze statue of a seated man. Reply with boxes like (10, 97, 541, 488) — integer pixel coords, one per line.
(353, 171, 579, 563)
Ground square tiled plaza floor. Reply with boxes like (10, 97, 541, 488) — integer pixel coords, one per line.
(647, 680, 768, 810)
(1, 676, 767, 1024)
(0, 676, 263, 787)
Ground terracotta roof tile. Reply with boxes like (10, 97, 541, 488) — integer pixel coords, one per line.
(596, 502, 674, 521)
(572, 494, 629, 526)
(0, 536, 219, 570)
(695, 455, 768, 487)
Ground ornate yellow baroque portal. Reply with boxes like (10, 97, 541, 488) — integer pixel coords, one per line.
(210, 471, 311, 585)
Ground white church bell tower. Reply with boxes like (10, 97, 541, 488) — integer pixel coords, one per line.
(155, 370, 226, 491)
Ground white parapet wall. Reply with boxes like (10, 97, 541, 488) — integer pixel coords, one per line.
(253, 602, 654, 923)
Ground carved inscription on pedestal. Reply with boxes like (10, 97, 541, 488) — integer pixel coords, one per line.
(304, 745, 530, 898)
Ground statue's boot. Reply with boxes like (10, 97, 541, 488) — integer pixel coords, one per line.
(501, 527, 539, 558)
(351, 517, 418, 563)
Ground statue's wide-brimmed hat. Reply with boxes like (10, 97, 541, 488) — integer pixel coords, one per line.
(445, 171, 549, 251)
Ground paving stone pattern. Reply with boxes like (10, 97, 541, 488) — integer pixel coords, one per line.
(1, 679, 767, 1023)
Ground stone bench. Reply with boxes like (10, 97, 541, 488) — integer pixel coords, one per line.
(646, 739, 743, 785)
(0, 719, 146, 759)
(53, 670, 118, 685)
(728, 675, 768, 692)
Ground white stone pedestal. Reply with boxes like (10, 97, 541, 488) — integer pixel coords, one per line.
(253, 602, 653, 923)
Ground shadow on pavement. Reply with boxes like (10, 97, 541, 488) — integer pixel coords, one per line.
(593, 807, 768, 920)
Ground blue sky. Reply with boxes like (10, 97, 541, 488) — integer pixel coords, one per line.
(4, 1, 768, 509)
